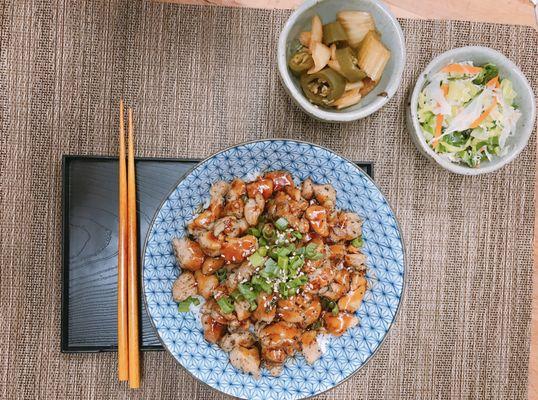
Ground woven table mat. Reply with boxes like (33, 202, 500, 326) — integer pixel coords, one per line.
(1, 0, 537, 399)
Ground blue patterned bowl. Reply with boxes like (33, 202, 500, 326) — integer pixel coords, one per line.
(142, 139, 405, 400)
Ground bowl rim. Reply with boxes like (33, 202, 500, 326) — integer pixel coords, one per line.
(140, 138, 407, 400)
(408, 45, 537, 175)
(277, 0, 406, 122)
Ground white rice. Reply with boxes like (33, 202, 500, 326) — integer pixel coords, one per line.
(244, 170, 262, 183)
(316, 333, 331, 354)
(189, 295, 206, 318)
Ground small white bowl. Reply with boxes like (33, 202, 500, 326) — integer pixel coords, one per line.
(407, 46, 536, 175)
(277, 0, 406, 123)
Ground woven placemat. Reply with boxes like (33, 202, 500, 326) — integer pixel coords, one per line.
(1, 1, 537, 399)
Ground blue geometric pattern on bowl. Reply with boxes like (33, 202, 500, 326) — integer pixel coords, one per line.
(143, 139, 405, 400)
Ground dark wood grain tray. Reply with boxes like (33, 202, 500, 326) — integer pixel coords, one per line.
(61, 156, 373, 353)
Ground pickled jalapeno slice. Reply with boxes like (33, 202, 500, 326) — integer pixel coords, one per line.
(288, 50, 314, 76)
(335, 47, 367, 82)
(300, 68, 346, 106)
(322, 21, 347, 46)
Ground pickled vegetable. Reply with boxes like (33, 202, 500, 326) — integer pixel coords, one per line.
(300, 68, 346, 106)
(332, 88, 362, 109)
(359, 77, 376, 97)
(336, 11, 375, 48)
(335, 47, 367, 82)
(345, 80, 364, 91)
(327, 59, 343, 75)
(310, 15, 323, 44)
(290, 9, 390, 110)
(323, 21, 347, 46)
(357, 31, 391, 82)
(308, 42, 331, 74)
(330, 44, 337, 60)
(299, 31, 311, 48)
(288, 50, 314, 76)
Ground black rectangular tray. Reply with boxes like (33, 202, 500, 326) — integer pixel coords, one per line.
(61, 156, 373, 353)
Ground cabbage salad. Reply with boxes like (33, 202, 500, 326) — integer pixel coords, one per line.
(417, 62, 520, 167)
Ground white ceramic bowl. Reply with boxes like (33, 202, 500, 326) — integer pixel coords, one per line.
(277, 0, 406, 122)
(407, 46, 536, 175)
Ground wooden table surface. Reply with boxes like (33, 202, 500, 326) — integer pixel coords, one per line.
(161, 0, 538, 396)
(162, 0, 537, 26)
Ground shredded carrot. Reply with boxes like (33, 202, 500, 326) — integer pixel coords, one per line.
(440, 63, 483, 75)
(486, 75, 499, 88)
(470, 98, 497, 128)
(441, 83, 449, 97)
(434, 114, 444, 137)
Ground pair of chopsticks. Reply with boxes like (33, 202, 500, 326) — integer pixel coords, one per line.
(118, 99, 141, 388)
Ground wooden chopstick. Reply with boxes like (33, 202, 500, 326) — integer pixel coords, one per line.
(117, 99, 129, 381)
(127, 107, 141, 388)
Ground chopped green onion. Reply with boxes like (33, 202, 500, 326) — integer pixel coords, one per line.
(216, 269, 227, 283)
(351, 236, 363, 248)
(248, 300, 258, 311)
(216, 296, 234, 314)
(177, 296, 200, 312)
(261, 258, 279, 278)
(277, 256, 289, 271)
(308, 252, 324, 261)
(248, 252, 265, 267)
(262, 224, 276, 239)
(331, 304, 339, 316)
(277, 246, 292, 257)
(305, 243, 318, 252)
(290, 256, 304, 270)
(265, 257, 278, 269)
(288, 275, 308, 288)
(251, 275, 272, 293)
(259, 237, 268, 247)
(257, 246, 267, 257)
(305, 243, 318, 257)
(269, 247, 280, 260)
(238, 282, 258, 302)
(248, 227, 261, 237)
(304, 243, 323, 260)
(295, 247, 306, 255)
(320, 297, 337, 312)
(275, 217, 289, 231)
(230, 289, 242, 301)
(291, 231, 303, 240)
(288, 256, 304, 276)
(278, 282, 290, 298)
